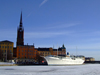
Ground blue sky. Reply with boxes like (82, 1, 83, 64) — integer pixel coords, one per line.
(0, 0, 100, 60)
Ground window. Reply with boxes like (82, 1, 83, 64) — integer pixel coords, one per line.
(5, 50, 6, 52)
(25, 53, 26, 55)
(2, 46, 4, 48)
(8, 46, 9, 48)
(19, 53, 20, 55)
(0, 46, 1, 48)
(25, 50, 26, 52)
(5, 46, 6, 48)
(22, 50, 23, 52)
(22, 53, 23, 55)
(19, 50, 20, 52)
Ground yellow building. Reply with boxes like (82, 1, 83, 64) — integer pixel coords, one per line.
(0, 40, 14, 61)
(37, 45, 66, 57)
(38, 48, 53, 57)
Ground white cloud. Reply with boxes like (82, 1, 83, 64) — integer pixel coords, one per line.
(25, 31, 73, 38)
(39, 0, 48, 7)
(46, 23, 80, 29)
(34, 23, 80, 30)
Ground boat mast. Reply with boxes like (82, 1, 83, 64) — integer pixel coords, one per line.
(57, 44, 58, 57)
(76, 46, 77, 56)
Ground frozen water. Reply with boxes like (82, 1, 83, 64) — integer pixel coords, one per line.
(0, 64, 100, 75)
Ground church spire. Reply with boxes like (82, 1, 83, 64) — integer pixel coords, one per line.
(20, 11, 22, 27)
(17, 11, 24, 46)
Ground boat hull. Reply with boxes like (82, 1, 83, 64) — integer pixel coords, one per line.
(44, 56, 84, 66)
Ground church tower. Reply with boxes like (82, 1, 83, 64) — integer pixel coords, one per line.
(16, 12, 24, 46)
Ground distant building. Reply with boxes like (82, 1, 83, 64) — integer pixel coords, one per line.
(85, 57, 95, 61)
(0, 40, 13, 61)
(37, 44, 66, 57)
(53, 44, 66, 56)
(38, 48, 53, 57)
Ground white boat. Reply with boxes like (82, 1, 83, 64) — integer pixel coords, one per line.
(44, 55, 85, 65)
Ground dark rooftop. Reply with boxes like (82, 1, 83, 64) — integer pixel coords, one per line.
(17, 45, 34, 47)
(0, 40, 13, 43)
(53, 48, 62, 51)
(38, 48, 50, 51)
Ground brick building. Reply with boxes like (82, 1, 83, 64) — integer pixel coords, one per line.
(16, 45, 38, 62)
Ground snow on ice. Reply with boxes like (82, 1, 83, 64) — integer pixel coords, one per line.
(0, 64, 100, 75)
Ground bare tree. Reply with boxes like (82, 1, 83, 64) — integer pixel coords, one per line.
(36, 53, 44, 64)
(0, 50, 3, 60)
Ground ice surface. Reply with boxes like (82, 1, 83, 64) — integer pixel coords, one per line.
(0, 64, 100, 75)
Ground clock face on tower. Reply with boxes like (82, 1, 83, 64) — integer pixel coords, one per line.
(19, 29, 22, 32)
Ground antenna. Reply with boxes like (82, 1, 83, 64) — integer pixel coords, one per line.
(53, 45, 54, 49)
(76, 46, 77, 56)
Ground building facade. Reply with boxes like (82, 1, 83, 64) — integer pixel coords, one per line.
(0, 40, 13, 61)
(16, 45, 38, 62)
(53, 44, 66, 56)
(38, 48, 53, 57)
(38, 45, 66, 57)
